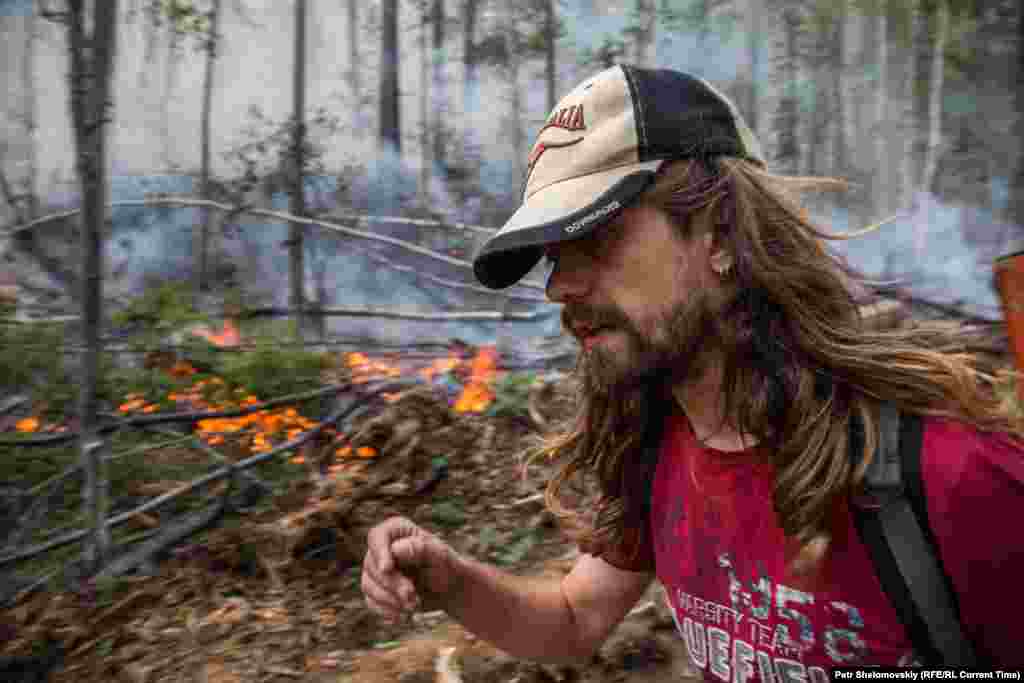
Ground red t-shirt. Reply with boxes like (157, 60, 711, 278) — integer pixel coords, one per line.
(604, 404, 1024, 674)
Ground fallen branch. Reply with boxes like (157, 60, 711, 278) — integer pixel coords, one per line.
(0, 395, 29, 417)
(0, 379, 416, 569)
(144, 425, 275, 498)
(241, 306, 555, 322)
(1, 382, 352, 447)
(90, 495, 229, 583)
(5, 199, 546, 292)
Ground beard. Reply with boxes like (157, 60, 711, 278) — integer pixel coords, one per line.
(566, 285, 727, 400)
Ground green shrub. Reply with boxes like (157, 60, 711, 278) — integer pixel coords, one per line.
(484, 371, 536, 419)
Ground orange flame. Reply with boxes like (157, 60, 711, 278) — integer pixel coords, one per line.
(191, 319, 240, 348)
(15, 417, 39, 433)
(453, 345, 498, 413)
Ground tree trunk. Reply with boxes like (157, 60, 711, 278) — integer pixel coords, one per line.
(432, 0, 447, 173)
(920, 0, 947, 198)
(379, 0, 401, 156)
(904, 0, 935, 212)
(544, 0, 556, 114)
(462, 0, 479, 169)
(874, 6, 889, 216)
(1006, 0, 1024, 251)
(347, 0, 361, 126)
(196, 0, 221, 296)
(23, 4, 39, 221)
(291, 0, 308, 342)
(420, 2, 431, 198)
(67, 0, 120, 574)
(633, 0, 656, 68)
(773, 5, 801, 174)
(830, 0, 848, 180)
(746, 0, 761, 136)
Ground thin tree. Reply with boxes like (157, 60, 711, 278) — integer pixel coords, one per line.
(461, 0, 480, 174)
(196, 0, 222, 295)
(347, 0, 361, 127)
(59, 0, 120, 574)
(432, 0, 447, 172)
(543, 0, 556, 113)
(380, 0, 401, 158)
(290, 0, 308, 341)
(1006, 0, 1024, 251)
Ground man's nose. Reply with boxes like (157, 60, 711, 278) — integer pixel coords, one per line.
(545, 251, 592, 303)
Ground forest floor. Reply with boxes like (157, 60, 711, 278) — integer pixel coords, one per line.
(0, 368, 700, 683)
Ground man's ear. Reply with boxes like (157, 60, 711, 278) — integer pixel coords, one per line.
(704, 232, 733, 275)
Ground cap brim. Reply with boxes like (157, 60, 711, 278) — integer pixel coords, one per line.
(473, 160, 663, 290)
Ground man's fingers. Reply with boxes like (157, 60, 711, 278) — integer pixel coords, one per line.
(362, 570, 404, 615)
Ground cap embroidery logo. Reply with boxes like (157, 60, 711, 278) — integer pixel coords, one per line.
(526, 103, 586, 177)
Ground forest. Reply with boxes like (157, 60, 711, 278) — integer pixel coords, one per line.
(0, 0, 1022, 681)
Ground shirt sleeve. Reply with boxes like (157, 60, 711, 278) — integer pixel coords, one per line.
(921, 419, 1024, 668)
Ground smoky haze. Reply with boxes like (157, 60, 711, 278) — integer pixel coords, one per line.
(0, 0, 1020, 337)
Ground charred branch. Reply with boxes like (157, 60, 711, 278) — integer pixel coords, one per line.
(0, 379, 415, 571)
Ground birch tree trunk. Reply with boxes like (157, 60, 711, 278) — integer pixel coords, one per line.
(905, 0, 947, 258)
(544, 0, 556, 114)
(829, 1, 848, 180)
(919, 0, 947, 200)
(772, 4, 801, 174)
(431, 0, 447, 173)
(23, 4, 39, 221)
(633, 0, 656, 68)
(67, 0, 120, 574)
(291, 0, 308, 341)
(873, 6, 890, 216)
(195, 0, 221, 296)
(461, 0, 480, 173)
(420, 3, 431, 199)
(347, 0, 361, 127)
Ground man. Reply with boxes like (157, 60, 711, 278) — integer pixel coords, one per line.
(361, 65, 1024, 673)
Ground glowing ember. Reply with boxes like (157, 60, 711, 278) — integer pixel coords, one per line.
(190, 319, 241, 348)
(345, 352, 402, 384)
(15, 417, 39, 433)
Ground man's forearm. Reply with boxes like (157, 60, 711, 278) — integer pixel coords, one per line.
(441, 552, 593, 665)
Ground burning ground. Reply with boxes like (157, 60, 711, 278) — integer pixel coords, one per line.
(0, 326, 698, 683)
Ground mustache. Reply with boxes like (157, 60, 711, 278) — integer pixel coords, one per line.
(561, 303, 632, 332)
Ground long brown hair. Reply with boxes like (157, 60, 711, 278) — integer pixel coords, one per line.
(526, 157, 1021, 571)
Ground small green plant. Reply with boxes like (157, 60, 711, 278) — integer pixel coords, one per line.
(484, 371, 536, 420)
(430, 500, 468, 527)
(113, 281, 208, 331)
(216, 345, 326, 405)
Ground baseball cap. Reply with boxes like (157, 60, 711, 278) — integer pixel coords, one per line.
(472, 64, 765, 290)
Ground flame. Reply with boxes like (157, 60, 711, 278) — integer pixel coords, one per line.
(191, 319, 240, 348)
(453, 346, 498, 414)
(345, 351, 402, 384)
(15, 417, 39, 433)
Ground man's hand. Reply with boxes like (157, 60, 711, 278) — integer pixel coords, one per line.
(361, 516, 459, 621)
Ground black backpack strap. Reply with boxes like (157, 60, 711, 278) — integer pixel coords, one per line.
(852, 403, 979, 666)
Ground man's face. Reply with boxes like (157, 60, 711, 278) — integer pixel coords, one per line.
(545, 204, 722, 397)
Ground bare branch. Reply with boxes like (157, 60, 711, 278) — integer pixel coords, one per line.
(1, 383, 352, 448)
(5, 198, 546, 291)
(0, 380, 414, 569)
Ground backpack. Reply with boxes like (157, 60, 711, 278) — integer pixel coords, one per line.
(636, 400, 980, 666)
(850, 402, 980, 666)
